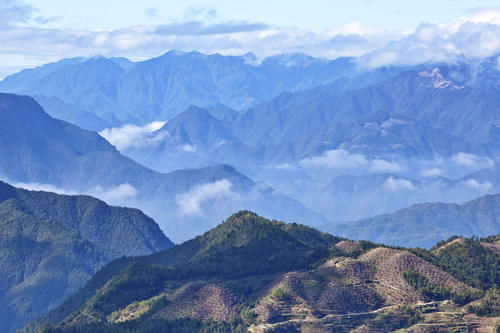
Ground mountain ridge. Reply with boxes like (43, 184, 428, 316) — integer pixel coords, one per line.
(323, 193, 500, 248)
(0, 93, 330, 242)
(0, 180, 174, 333)
(28, 212, 499, 333)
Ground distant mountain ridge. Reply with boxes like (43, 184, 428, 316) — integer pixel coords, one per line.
(323, 193, 500, 248)
(120, 65, 500, 179)
(3, 53, 500, 163)
(0, 51, 361, 128)
(0, 93, 329, 242)
(0, 181, 173, 333)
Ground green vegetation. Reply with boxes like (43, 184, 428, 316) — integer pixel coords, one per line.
(39, 317, 248, 333)
(431, 236, 462, 251)
(0, 181, 172, 333)
(271, 288, 292, 302)
(329, 240, 382, 259)
(35, 211, 339, 330)
(468, 287, 500, 317)
(90, 262, 170, 317)
(402, 270, 481, 305)
(239, 306, 257, 326)
(28, 257, 135, 331)
(434, 237, 499, 290)
(26, 212, 499, 333)
(402, 270, 452, 301)
(366, 305, 421, 331)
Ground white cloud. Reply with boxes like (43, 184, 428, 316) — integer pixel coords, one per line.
(461, 179, 493, 192)
(383, 177, 415, 191)
(0, 0, 34, 26)
(181, 144, 197, 152)
(99, 121, 167, 150)
(300, 149, 368, 169)
(421, 168, 443, 178)
(5, 180, 138, 203)
(271, 163, 295, 170)
(359, 11, 500, 68)
(300, 149, 403, 174)
(325, 20, 384, 37)
(4, 5, 500, 77)
(451, 152, 494, 169)
(10, 181, 75, 195)
(418, 153, 496, 179)
(175, 179, 235, 216)
(87, 183, 138, 202)
(469, 7, 500, 25)
(5, 177, 138, 205)
(370, 159, 402, 173)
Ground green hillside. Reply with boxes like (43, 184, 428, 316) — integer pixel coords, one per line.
(0, 181, 173, 333)
(30, 212, 500, 333)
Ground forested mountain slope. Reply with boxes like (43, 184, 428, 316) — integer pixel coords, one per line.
(0, 181, 173, 333)
(30, 212, 500, 333)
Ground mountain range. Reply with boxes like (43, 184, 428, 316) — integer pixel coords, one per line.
(28, 212, 500, 333)
(323, 193, 500, 248)
(1, 52, 499, 242)
(0, 52, 366, 128)
(103, 61, 500, 229)
(120, 65, 500, 178)
(2, 52, 499, 163)
(0, 181, 173, 333)
(0, 93, 329, 242)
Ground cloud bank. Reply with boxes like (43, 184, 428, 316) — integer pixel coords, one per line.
(4, 180, 138, 203)
(300, 149, 497, 181)
(99, 121, 167, 150)
(176, 179, 236, 216)
(10, 181, 76, 195)
(300, 149, 403, 173)
(88, 183, 138, 202)
(383, 177, 415, 192)
(4, 2, 500, 77)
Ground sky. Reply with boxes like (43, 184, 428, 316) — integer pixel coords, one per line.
(26, 0, 500, 32)
(2, 0, 500, 78)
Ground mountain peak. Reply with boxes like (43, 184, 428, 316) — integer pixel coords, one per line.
(183, 104, 213, 116)
(418, 68, 464, 90)
(199, 210, 340, 252)
(160, 106, 215, 127)
(264, 52, 319, 67)
(144, 210, 340, 270)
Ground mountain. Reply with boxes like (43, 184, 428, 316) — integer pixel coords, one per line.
(323, 193, 500, 248)
(0, 52, 363, 126)
(29, 212, 499, 333)
(318, 173, 424, 223)
(124, 106, 250, 172)
(0, 57, 130, 127)
(0, 181, 173, 333)
(33, 95, 113, 131)
(461, 164, 500, 193)
(232, 67, 498, 160)
(121, 64, 500, 178)
(117, 69, 500, 227)
(315, 173, 492, 224)
(28, 211, 341, 330)
(4, 54, 499, 163)
(0, 93, 329, 242)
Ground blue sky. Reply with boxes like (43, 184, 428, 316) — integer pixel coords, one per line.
(27, 0, 500, 31)
(2, 0, 500, 78)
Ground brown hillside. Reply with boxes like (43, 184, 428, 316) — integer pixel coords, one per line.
(360, 248, 470, 304)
